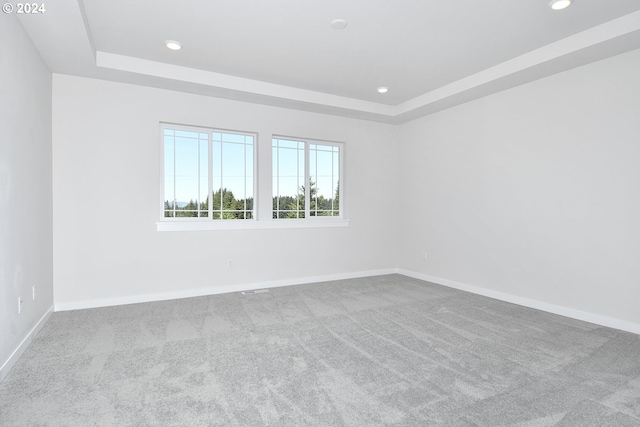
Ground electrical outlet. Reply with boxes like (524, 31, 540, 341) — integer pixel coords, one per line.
(32, 286, 36, 301)
(228, 260, 234, 269)
(18, 297, 23, 314)
(422, 251, 427, 261)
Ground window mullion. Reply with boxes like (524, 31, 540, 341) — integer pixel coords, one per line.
(315, 145, 319, 217)
(299, 144, 302, 218)
(173, 135, 176, 218)
(244, 136, 247, 218)
(208, 132, 213, 219)
(274, 142, 278, 217)
(331, 147, 335, 215)
(197, 135, 201, 218)
(339, 146, 343, 217)
(220, 141, 224, 218)
(276, 143, 279, 217)
(304, 142, 310, 219)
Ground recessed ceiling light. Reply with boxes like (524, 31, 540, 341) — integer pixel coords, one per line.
(377, 87, 389, 94)
(549, 0, 572, 10)
(165, 40, 182, 50)
(330, 19, 348, 30)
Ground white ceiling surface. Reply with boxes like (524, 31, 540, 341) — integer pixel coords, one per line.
(18, 0, 640, 123)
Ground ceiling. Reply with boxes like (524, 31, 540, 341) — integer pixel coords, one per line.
(18, 0, 640, 123)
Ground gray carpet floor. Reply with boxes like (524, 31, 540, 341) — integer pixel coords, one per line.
(1, 274, 639, 426)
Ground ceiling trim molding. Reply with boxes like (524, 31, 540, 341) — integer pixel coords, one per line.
(96, 52, 395, 118)
(396, 10, 640, 116)
(18, 1, 640, 124)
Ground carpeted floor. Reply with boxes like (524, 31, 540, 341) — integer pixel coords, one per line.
(1, 274, 639, 426)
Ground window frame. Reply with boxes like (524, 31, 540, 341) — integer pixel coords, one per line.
(159, 122, 258, 223)
(272, 136, 344, 221)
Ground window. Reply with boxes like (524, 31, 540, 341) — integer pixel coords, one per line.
(159, 125, 347, 231)
(162, 124, 255, 220)
(272, 137, 342, 219)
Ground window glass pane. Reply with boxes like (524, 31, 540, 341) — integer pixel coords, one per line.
(175, 130, 197, 139)
(308, 142, 341, 218)
(174, 137, 198, 177)
(212, 175, 222, 207)
(315, 176, 333, 208)
(245, 180, 253, 201)
(174, 133, 206, 211)
(164, 129, 207, 218)
(333, 150, 340, 212)
(174, 177, 199, 206)
(222, 142, 245, 178)
(212, 140, 222, 181)
(164, 137, 175, 206)
(272, 138, 306, 220)
(274, 138, 298, 149)
(164, 136, 175, 206)
(278, 177, 301, 199)
(277, 148, 301, 177)
(222, 133, 246, 144)
(246, 147, 254, 179)
(298, 150, 305, 176)
(223, 177, 245, 201)
(200, 138, 208, 211)
(212, 132, 254, 220)
(164, 175, 175, 208)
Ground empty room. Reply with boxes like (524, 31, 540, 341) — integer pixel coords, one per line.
(2, 0, 640, 425)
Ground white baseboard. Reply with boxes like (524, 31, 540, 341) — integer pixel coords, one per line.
(53, 268, 640, 335)
(0, 306, 53, 384)
(398, 269, 640, 335)
(54, 268, 398, 312)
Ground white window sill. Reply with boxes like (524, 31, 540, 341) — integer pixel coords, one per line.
(156, 219, 350, 231)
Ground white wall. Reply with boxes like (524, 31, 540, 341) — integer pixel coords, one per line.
(0, 15, 53, 381)
(52, 75, 400, 308)
(399, 48, 640, 326)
